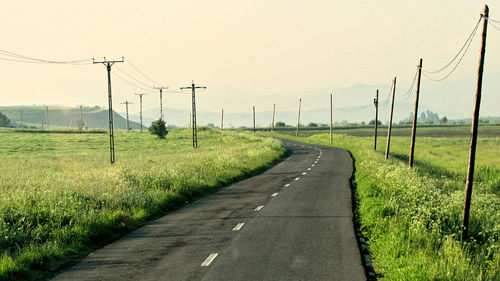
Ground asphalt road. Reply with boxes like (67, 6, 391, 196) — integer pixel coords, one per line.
(53, 139, 366, 281)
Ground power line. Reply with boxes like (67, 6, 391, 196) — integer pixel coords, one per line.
(422, 16, 481, 74)
(400, 67, 419, 101)
(115, 66, 155, 89)
(125, 59, 161, 87)
(0, 49, 92, 65)
(422, 22, 478, 82)
(112, 72, 155, 92)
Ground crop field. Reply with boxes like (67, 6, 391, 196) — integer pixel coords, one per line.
(264, 130, 500, 280)
(265, 123, 500, 138)
(0, 128, 285, 279)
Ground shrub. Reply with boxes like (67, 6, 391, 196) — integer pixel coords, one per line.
(148, 119, 168, 139)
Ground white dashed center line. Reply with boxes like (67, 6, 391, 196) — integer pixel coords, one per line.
(232, 223, 245, 231)
(255, 205, 264, 211)
(294, 177, 300, 181)
(312, 164, 315, 167)
(271, 192, 278, 197)
(302, 172, 307, 175)
(284, 183, 290, 187)
(201, 253, 218, 266)
(307, 168, 311, 170)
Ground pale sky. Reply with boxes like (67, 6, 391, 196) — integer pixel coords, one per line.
(1, 1, 499, 116)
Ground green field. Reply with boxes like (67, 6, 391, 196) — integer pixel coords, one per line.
(264, 130, 500, 280)
(0, 128, 285, 280)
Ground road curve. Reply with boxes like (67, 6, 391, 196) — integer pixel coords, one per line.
(53, 139, 366, 281)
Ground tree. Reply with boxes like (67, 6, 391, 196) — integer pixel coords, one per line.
(0, 112, 10, 127)
(440, 116, 448, 124)
(307, 122, 318, 127)
(368, 119, 382, 125)
(149, 119, 168, 139)
(275, 121, 286, 127)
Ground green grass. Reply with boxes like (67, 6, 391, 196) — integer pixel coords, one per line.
(262, 131, 499, 280)
(0, 127, 285, 280)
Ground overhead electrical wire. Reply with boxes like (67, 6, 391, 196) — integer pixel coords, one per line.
(400, 67, 419, 101)
(115, 66, 155, 89)
(422, 16, 482, 74)
(125, 59, 161, 87)
(0, 49, 92, 65)
(112, 72, 155, 93)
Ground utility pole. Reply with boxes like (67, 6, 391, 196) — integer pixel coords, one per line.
(253, 106, 256, 133)
(153, 86, 168, 120)
(79, 105, 84, 132)
(221, 108, 224, 130)
(330, 94, 333, 143)
(409, 59, 423, 168)
(135, 93, 147, 132)
(272, 104, 276, 133)
(296, 98, 302, 138)
(374, 90, 379, 150)
(93, 56, 124, 164)
(20, 111, 23, 127)
(180, 81, 206, 148)
(45, 106, 49, 130)
(121, 101, 133, 131)
(385, 77, 396, 160)
(463, 5, 489, 240)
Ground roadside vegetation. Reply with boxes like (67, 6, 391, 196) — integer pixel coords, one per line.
(264, 130, 499, 280)
(0, 128, 285, 280)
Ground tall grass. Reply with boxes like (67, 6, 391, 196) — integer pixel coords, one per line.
(0, 128, 285, 280)
(266, 132, 499, 280)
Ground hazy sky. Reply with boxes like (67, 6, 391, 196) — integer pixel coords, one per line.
(1, 1, 499, 115)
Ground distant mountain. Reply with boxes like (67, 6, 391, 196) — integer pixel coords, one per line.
(0, 106, 143, 130)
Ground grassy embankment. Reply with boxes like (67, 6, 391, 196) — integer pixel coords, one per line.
(263, 129, 499, 280)
(0, 128, 285, 280)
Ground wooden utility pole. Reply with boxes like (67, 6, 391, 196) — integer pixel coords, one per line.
(121, 101, 133, 131)
(374, 90, 379, 150)
(45, 106, 49, 130)
(253, 106, 256, 133)
(330, 94, 333, 143)
(409, 59, 423, 168)
(93, 56, 124, 164)
(296, 98, 301, 138)
(463, 5, 488, 240)
(135, 93, 147, 133)
(272, 104, 276, 132)
(221, 109, 224, 130)
(180, 81, 206, 148)
(385, 77, 396, 160)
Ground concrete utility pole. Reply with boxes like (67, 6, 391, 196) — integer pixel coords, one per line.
(135, 93, 147, 132)
(79, 105, 84, 132)
(374, 90, 379, 150)
(153, 86, 168, 120)
(409, 59, 423, 168)
(45, 106, 49, 130)
(385, 77, 396, 160)
(253, 106, 256, 133)
(180, 81, 206, 148)
(296, 98, 301, 138)
(121, 100, 133, 131)
(330, 94, 333, 143)
(93, 56, 124, 164)
(272, 104, 276, 133)
(221, 108, 224, 130)
(463, 5, 489, 240)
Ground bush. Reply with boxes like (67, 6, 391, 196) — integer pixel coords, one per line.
(148, 119, 168, 139)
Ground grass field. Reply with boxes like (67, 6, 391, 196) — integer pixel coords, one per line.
(263, 130, 500, 280)
(0, 128, 285, 280)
